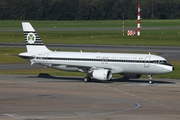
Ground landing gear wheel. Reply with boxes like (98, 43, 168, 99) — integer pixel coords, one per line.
(149, 80, 154, 84)
(148, 75, 153, 84)
(83, 77, 91, 82)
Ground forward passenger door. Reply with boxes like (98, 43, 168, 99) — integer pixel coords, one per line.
(144, 56, 151, 68)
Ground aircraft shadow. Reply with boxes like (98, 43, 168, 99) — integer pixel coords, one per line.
(26, 73, 175, 84)
(112, 78, 175, 84)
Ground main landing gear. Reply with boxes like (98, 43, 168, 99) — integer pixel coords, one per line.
(83, 76, 91, 82)
(148, 75, 154, 84)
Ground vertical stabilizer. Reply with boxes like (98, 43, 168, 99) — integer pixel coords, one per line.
(22, 22, 50, 52)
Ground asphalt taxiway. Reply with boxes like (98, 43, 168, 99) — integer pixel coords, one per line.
(0, 74, 179, 120)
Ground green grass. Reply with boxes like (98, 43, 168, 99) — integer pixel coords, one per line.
(0, 48, 27, 64)
(43, 30, 180, 46)
(0, 20, 133, 28)
(0, 30, 180, 46)
(0, 20, 180, 46)
(141, 20, 180, 28)
(0, 20, 135, 28)
(0, 31, 23, 43)
(0, 20, 180, 28)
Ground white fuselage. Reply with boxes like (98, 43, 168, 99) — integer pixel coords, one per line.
(19, 51, 174, 75)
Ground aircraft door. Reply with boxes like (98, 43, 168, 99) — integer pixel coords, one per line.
(101, 57, 109, 64)
(43, 53, 49, 63)
(144, 56, 151, 68)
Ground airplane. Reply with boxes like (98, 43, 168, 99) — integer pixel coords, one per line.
(19, 22, 174, 84)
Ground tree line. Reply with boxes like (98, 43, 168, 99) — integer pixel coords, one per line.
(0, 0, 179, 20)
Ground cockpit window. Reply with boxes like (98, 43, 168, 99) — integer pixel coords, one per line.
(149, 60, 172, 66)
(151, 60, 168, 64)
(163, 60, 168, 63)
(159, 60, 163, 63)
(152, 60, 158, 63)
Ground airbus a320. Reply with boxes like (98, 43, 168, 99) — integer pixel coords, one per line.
(19, 22, 174, 84)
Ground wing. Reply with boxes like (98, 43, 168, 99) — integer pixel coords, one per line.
(49, 63, 123, 74)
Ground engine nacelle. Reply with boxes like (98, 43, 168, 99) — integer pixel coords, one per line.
(123, 74, 141, 79)
(92, 69, 112, 80)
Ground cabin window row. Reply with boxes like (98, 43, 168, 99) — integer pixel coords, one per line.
(35, 57, 155, 63)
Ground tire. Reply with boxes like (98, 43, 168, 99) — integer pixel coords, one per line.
(149, 80, 154, 84)
(83, 77, 91, 82)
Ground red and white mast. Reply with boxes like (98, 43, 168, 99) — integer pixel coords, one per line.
(137, 3, 141, 36)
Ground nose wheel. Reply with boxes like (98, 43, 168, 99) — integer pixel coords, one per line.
(148, 75, 153, 84)
(149, 80, 154, 84)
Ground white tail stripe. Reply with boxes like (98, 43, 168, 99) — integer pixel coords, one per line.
(22, 22, 35, 31)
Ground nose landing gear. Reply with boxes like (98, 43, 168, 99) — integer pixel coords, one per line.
(148, 75, 153, 84)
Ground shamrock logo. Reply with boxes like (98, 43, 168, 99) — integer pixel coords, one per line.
(27, 33, 36, 44)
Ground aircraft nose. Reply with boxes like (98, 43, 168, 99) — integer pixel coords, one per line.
(168, 63, 174, 72)
(169, 63, 174, 72)
(163, 64, 174, 73)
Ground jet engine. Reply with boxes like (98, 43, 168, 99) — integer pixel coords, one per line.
(92, 69, 112, 80)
